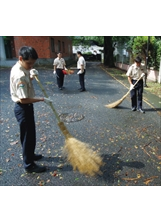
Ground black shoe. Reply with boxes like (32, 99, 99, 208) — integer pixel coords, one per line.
(34, 154, 43, 161)
(59, 87, 63, 90)
(80, 89, 86, 92)
(25, 163, 46, 173)
(131, 107, 136, 111)
(138, 108, 145, 113)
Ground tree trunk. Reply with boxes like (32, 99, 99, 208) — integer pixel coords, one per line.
(104, 36, 115, 67)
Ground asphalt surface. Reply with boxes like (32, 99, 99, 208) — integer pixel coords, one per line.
(0, 62, 161, 186)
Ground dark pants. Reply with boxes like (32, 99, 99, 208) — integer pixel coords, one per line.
(78, 69, 86, 90)
(14, 103, 36, 169)
(130, 79, 143, 109)
(56, 68, 64, 88)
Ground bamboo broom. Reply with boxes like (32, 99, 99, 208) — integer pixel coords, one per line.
(105, 75, 144, 108)
(31, 71, 103, 176)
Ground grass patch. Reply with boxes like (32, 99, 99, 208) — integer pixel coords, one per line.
(145, 82, 161, 97)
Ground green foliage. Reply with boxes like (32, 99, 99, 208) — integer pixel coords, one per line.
(84, 36, 104, 46)
(154, 40, 161, 69)
(70, 36, 84, 45)
(70, 36, 104, 46)
(126, 36, 161, 70)
(112, 36, 131, 45)
(70, 36, 161, 70)
(149, 39, 161, 69)
(133, 36, 145, 55)
(132, 36, 156, 58)
(84, 51, 92, 55)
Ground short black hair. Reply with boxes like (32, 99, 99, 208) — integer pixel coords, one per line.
(77, 51, 82, 55)
(19, 46, 38, 60)
(134, 56, 142, 63)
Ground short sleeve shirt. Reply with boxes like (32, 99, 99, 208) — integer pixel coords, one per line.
(77, 56, 86, 69)
(126, 63, 147, 80)
(10, 62, 35, 102)
(53, 58, 66, 69)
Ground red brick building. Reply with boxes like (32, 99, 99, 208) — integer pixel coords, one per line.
(14, 36, 73, 58)
(0, 36, 73, 66)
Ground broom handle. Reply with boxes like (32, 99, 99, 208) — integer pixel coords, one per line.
(123, 75, 144, 99)
(34, 76, 61, 123)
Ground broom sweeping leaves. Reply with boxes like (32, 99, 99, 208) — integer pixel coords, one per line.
(64, 137, 103, 176)
(106, 74, 145, 108)
(105, 91, 129, 108)
(57, 121, 104, 176)
(30, 69, 103, 176)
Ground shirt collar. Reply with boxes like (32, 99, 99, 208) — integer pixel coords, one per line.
(17, 61, 30, 75)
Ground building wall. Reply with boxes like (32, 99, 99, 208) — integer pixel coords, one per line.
(14, 36, 74, 67)
(13, 36, 73, 59)
(10, 37, 16, 58)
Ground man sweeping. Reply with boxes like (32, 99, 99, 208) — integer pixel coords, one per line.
(126, 56, 146, 113)
(10, 46, 52, 173)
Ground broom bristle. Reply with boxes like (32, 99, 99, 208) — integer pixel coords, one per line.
(105, 91, 130, 108)
(105, 98, 123, 108)
(64, 137, 103, 176)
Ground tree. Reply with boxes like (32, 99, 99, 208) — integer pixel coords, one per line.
(71, 36, 129, 67)
(132, 36, 156, 62)
(104, 36, 115, 67)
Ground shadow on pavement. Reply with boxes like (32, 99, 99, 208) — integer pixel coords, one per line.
(100, 154, 145, 184)
(43, 156, 73, 172)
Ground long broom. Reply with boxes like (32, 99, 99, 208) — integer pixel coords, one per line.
(105, 75, 144, 108)
(31, 70, 103, 176)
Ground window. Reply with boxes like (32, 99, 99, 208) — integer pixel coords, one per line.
(51, 38, 55, 52)
(58, 40, 61, 52)
(62, 41, 65, 53)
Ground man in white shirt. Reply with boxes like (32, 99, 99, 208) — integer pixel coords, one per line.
(53, 52, 66, 90)
(77, 51, 86, 92)
(126, 56, 147, 113)
(10, 46, 52, 173)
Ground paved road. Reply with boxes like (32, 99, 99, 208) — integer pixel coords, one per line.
(0, 62, 161, 186)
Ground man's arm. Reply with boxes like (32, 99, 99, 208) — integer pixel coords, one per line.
(53, 59, 57, 72)
(126, 66, 132, 82)
(79, 57, 84, 72)
(80, 64, 84, 73)
(19, 97, 44, 104)
(128, 76, 132, 85)
(53, 65, 57, 72)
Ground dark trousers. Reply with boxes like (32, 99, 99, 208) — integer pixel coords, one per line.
(78, 69, 86, 90)
(56, 68, 64, 88)
(130, 79, 143, 109)
(14, 103, 36, 169)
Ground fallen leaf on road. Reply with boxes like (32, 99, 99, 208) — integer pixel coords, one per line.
(40, 136, 47, 143)
(38, 180, 45, 186)
(10, 140, 18, 146)
(90, 96, 97, 99)
(51, 171, 57, 177)
(144, 176, 158, 185)
(122, 174, 142, 181)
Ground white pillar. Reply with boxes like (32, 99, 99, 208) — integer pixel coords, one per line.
(158, 59, 161, 84)
(0, 36, 6, 60)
